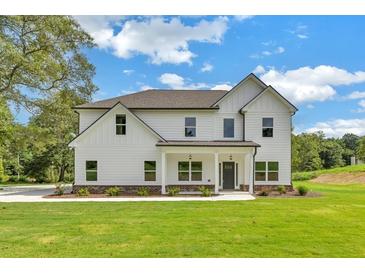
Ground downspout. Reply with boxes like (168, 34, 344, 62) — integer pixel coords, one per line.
(239, 111, 245, 141)
(252, 146, 257, 193)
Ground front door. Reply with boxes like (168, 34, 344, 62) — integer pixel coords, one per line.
(223, 162, 235, 190)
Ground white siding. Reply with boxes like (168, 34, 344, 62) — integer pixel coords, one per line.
(244, 91, 292, 185)
(78, 109, 107, 133)
(74, 105, 161, 185)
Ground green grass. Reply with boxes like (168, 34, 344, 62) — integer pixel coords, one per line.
(292, 164, 365, 180)
(0, 181, 365, 257)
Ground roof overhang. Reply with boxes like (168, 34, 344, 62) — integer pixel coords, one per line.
(156, 141, 260, 148)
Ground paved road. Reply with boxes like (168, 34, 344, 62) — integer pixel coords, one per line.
(0, 185, 255, 202)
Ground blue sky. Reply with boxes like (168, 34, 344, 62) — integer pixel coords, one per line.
(15, 16, 365, 137)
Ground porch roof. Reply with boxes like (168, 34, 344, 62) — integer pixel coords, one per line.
(156, 140, 260, 147)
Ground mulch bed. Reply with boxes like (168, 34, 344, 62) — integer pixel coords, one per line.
(44, 193, 213, 199)
(256, 191, 322, 198)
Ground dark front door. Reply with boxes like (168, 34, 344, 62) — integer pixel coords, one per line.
(223, 162, 235, 190)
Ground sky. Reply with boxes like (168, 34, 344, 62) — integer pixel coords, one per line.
(14, 15, 365, 138)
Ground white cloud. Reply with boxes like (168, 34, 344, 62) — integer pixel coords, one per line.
(76, 16, 228, 65)
(158, 73, 231, 90)
(257, 65, 365, 103)
(250, 46, 285, 59)
(158, 73, 209, 89)
(211, 84, 233, 90)
(347, 91, 365, 99)
(122, 69, 134, 76)
(233, 16, 254, 21)
(306, 118, 365, 137)
(140, 85, 154, 90)
(306, 104, 315, 109)
(201, 62, 213, 72)
(289, 24, 309, 39)
(359, 100, 365, 108)
(253, 65, 266, 74)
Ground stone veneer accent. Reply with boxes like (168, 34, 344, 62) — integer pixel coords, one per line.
(72, 185, 161, 194)
(240, 184, 294, 192)
(166, 184, 215, 192)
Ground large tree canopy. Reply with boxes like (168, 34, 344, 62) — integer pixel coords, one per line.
(0, 16, 97, 109)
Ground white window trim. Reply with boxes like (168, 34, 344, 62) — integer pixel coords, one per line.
(255, 161, 279, 182)
(144, 161, 156, 182)
(223, 118, 235, 138)
(116, 114, 126, 135)
(262, 117, 274, 138)
(178, 161, 203, 182)
(185, 117, 197, 138)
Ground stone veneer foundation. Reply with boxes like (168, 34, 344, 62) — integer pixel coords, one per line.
(166, 184, 215, 192)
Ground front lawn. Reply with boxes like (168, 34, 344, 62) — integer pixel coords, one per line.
(0, 182, 364, 257)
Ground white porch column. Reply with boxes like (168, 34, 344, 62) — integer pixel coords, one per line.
(248, 151, 254, 194)
(214, 152, 219, 194)
(161, 152, 166, 194)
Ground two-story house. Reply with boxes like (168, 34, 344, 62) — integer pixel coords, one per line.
(68, 73, 297, 195)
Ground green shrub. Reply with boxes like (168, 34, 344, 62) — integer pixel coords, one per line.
(198, 186, 212, 197)
(167, 186, 180, 196)
(137, 187, 149, 196)
(297, 185, 309, 196)
(0, 175, 9, 183)
(277, 185, 286, 194)
(54, 183, 65, 196)
(18, 175, 28, 182)
(257, 189, 270, 196)
(105, 186, 120, 197)
(8, 176, 18, 182)
(292, 172, 318, 181)
(76, 187, 90, 197)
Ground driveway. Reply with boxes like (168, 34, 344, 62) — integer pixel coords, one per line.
(0, 185, 255, 202)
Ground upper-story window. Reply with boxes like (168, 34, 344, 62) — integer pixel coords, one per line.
(185, 117, 196, 137)
(262, 117, 273, 137)
(116, 114, 126, 135)
(224, 118, 234, 138)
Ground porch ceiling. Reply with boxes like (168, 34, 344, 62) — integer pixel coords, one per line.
(156, 140, 260, 147)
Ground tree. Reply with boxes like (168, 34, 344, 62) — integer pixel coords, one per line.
(27, 89, 86, 182)
(292, 133, 322, 171)
(0, 96, 14, 178)
(319, 139, 344, 169)
(357, 137, 365, 162)
(0, 16, 97, 109)
(341, 133, 360, 165)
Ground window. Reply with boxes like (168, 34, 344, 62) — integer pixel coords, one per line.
(224, 118, 234, 138)
(178, 161, 189, 181)
(255, 161, 279, 182)
(191, 161, 202, 181)
(144, 161, 156, 181)
(262, 117, 273, 137)
(268, 162, 279, 181)
(255, 161, 266, 181)
(116, 114, 126, 135)
(178, 161, 202, 181)
(86, 161, 97, 181)
(185, 117, 196, 137)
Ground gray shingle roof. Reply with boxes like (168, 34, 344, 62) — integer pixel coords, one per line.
(74, 89, 229, 109)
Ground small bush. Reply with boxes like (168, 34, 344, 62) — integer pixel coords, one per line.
(105, 186, 120, 197)
(54, 183, 65, 196)
(257, 189, 270, 196)
(277, 185, 286, 194)
(76, 187, 90, 197)
(297, 185, 309, 196)
(137, 186, 149, 196)
(167, 186, 180, 196)
(7, 176, 18, 183)
(198, 186, 212, 197)
(18, 175, 28, 182)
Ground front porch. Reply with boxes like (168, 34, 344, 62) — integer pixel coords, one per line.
(157, 141, 260, 194)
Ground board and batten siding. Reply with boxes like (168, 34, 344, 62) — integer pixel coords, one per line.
(77, 109, 107, 133)
(73, 105, 161, 186)
(244, 91, 292, 185)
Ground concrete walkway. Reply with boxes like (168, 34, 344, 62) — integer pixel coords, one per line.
(0, 185, 255, 202)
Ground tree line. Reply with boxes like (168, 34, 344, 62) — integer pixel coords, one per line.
(292, 132, 365, 172)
